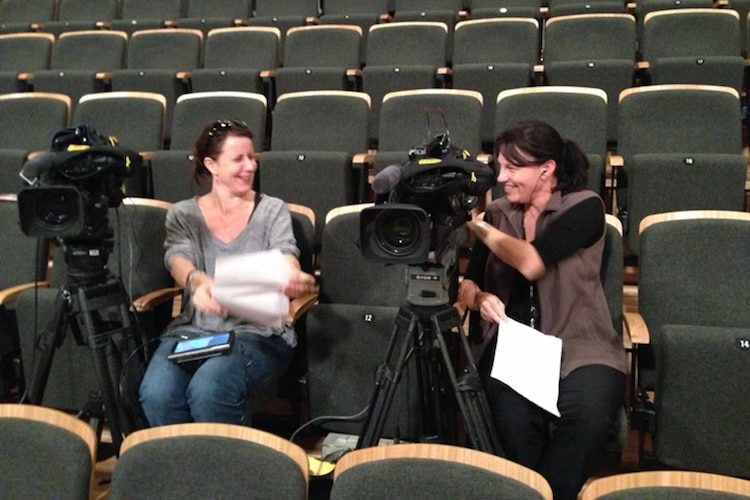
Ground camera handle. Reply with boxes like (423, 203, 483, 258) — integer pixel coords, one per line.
(356, 302, 503, 456)
(24, 276, 146, 456)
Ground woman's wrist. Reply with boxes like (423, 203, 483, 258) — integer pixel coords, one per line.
(186, 269, 204, 292)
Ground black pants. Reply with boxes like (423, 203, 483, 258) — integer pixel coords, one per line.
(486, 365, 625, 500)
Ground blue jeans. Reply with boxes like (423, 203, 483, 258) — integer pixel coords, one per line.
(139, 331, 293, 426)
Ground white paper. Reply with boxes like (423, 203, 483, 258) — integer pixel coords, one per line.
(212, 249, 292, 328)
(490, 318, 563, 417)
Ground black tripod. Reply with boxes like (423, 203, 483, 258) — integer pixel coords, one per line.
(357, 264, 502, 455)
(24, 242, 145, 455)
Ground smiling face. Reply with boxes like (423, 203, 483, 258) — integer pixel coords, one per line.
(204, 134, 257, 197)
(497, 151, 553, 206)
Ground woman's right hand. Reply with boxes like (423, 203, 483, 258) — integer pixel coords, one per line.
(191, 274, 228, 317)
(475, 291, 508, 324)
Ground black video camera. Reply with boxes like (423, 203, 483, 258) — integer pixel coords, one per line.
(360, 133, 496, 265)
(17, 125, 141, 240)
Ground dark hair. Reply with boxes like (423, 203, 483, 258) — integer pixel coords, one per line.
(495, 119, 588, 195)
(192, 119, 254, 185)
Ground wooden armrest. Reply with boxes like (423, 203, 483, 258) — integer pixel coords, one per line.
(288, 292, 319, 323)
(609, 154, 624, 168)
(0, 281, 50, 307)
(437, 66, 452, 77)
(132, 286, 182, 313)
(176, 70, 192, 81)
(623, 311, 650, 345)
(636, 61, 650, 71)
(260, 69, 276, 79)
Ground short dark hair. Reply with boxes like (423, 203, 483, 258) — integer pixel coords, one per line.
(496, 119, 589, 195)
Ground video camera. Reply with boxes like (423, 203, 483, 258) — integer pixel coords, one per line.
(17, 125, 141, 283)
(17, 125, 140, 240)
(360, 133, 496, 266)
(360, 132, 495, 307)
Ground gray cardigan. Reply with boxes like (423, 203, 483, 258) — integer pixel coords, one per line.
(163, 194, 300, 346)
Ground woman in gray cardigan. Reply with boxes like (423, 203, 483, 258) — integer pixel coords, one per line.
(140, 119, 316, 426)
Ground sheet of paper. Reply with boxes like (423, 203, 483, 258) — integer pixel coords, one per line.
(490, 318, 563, 417)
(212, 249, 292, 329)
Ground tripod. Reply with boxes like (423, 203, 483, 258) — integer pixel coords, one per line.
(357, 264, 503, 456)
(24, 261, 145, 455)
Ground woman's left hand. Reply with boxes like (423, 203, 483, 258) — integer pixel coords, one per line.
(282, 270, 318, 298)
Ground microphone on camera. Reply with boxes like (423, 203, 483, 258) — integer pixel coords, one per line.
(19, 151, 56, 186)
(372, 164, 403, 195)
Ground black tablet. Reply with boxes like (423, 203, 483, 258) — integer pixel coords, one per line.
(168, 332, 234, 364)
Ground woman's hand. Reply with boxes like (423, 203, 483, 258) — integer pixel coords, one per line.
(282, 269, 318, 298)
(475, 291, 508, 324)
(190, 273, 228, 317)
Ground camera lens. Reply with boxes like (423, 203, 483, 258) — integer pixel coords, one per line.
(34, 188, 80, 230)
(375, 210, 423, 255)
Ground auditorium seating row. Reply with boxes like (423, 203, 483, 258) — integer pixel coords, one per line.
(1, 10, 749, 147)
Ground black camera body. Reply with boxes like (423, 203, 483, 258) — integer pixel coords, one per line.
(360, 134, 494, 306)
(361, 134, 496, 266)
(18, 125, 140, 240)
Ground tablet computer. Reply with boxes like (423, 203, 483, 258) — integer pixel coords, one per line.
(168, 332, 234, 364)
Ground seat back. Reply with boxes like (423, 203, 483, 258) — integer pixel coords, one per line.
(451, 18, 539, 146)
(363, 22, 450, 143)
(109, 423, 309, 499)
(303, 205, 415, 436)
(0, 0, 56, 24)
(0, 32, 55, 91)
(275, 24, 363, 96)
(543, 14, 636, 142)
(655, 325, 750, 477)
(640, 9, 744, 91)
(201, 26, 280, 70)
(0, 92, 71, 151)
(259, 151, 357, 247)
(581, 470, 750, 499)
(636, 210, 750, 392)
(270, 90, 371, 154)
(126, 28, 204, 70)
(32, 30, 128, 114)
(0, 32, 55, 72)
(375, 88, 483, 172)
(50, 30, 127, 71)
(623, 153, 747, 253)
(73, 91, 166, 153)
(618, 85, 742, 159)
(0, 403, 97, 499)
(331, 442, 553, 499)
(184, 0, 251, 18)
(110, 0, 183, 34)
(169, 91, 268, 150)
(191, 26, 280, 96)
(495, 86, 608, 195)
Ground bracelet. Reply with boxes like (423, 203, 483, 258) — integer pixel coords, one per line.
(186, 269, 203, 292)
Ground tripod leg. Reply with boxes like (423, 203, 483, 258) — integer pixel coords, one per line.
(357, 306, 418, 449)
(25, 288, 70, 405)
(430, 307, 503, 456)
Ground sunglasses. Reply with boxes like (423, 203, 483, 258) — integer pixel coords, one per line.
(207, 119, 250, 138)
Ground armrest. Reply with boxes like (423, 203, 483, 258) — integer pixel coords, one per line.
(288, 292, 318, 324)
(623, 311, 650, 346)
(132, 286, 182, 314)
(0, 281, 50, 307)
(133, 286, 320, 326)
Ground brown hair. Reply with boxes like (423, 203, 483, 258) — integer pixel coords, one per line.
(496, 120, 589, 195)
(192, 119, 254, 185)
